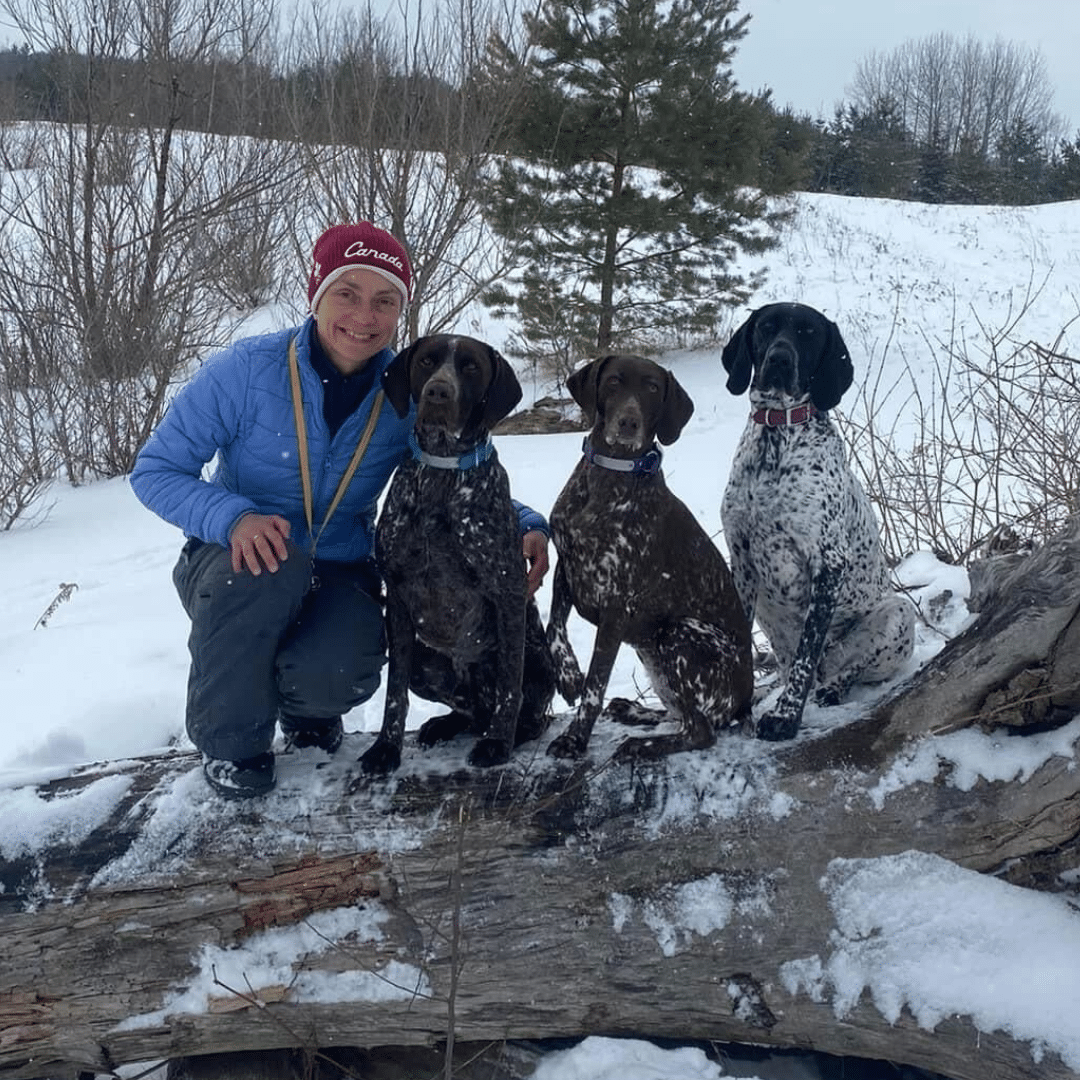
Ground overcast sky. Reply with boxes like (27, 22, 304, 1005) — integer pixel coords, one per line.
(730, 0, 1080, 135)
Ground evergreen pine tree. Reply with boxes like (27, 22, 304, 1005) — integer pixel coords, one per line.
(995, 117, 1049, 204)
(1047, 133, 1080, 200)
(481, 0, 784, 367)
(915, 129, 952, 204)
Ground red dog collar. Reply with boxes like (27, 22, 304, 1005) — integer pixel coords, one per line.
(751, 403, 818, 427)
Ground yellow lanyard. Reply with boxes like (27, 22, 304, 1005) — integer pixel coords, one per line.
(287, 336, 385, 557)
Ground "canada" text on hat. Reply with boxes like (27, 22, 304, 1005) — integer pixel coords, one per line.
(344, 242, 405, 272)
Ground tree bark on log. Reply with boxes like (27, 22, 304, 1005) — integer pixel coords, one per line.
(3, 522, 1080, 1080)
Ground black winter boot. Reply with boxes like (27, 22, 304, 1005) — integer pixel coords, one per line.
(202, 752, 276, 799)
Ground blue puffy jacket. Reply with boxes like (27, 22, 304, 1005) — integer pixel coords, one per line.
(130, 318, 546, 563)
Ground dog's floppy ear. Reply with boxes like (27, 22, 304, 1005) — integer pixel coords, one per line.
(808, 318, 854, 411)
(656, 368, 695, 445)
(481, 345, 523, 428)
(566, 357, 606, 423)
(721, 312, 756, 396)
(381, 338, 424, 419)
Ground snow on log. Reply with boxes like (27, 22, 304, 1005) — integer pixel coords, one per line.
(4, 519, 1080, 1080)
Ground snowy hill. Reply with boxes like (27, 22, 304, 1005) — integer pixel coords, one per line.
(7, 190, 1077, 776)
(1, 191, 1080, 1080)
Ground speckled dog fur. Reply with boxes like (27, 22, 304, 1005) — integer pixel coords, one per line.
(546, 355, 753, 763)
(720, 303, 915, 741)
(360, 335, 554, 775)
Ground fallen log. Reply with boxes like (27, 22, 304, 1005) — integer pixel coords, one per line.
(3, 520, 1080, 1080)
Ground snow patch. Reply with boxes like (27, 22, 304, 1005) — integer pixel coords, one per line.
(610, 872, 775, 958)
(117, 904, 429, 1030)
(532, 1035, 725, 1080)
(869, 716, 1080, 809)
(0, 773, 132, 861)
(781, 851, 1080, 1069)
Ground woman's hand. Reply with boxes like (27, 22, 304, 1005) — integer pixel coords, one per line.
(229, 514, 291, 575)
(522, 529, 550, 597)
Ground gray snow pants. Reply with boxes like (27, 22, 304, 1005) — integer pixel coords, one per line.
(172, 537, 385, 761)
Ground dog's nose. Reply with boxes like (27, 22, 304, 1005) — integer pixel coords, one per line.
(617, 414, 641, 437)
(423, 377, 457, 403)
(764, 339, 797, 366)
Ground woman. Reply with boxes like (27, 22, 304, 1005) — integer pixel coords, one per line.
(131, 222, 549, 799)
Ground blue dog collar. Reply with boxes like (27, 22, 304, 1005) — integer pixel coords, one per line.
(581, 436, 662, 475)
(408, 429, 495, 471)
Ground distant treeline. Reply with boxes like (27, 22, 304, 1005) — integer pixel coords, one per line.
(0, 44, 462, 150)
(804, 102, 1080, 205)
(0, 43, 1076, 206)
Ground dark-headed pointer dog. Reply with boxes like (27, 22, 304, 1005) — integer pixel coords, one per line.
(720, 302, 915, 741)
(359, 334, 554, 775)
(546, 354, 753, 762)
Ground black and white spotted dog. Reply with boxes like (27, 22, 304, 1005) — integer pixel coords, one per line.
(546, 354, 754, 762)
(359, 334, 554, 775)
(720, 303, 915, 741)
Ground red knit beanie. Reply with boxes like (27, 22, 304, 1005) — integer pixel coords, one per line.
(307, 222, 412, 314)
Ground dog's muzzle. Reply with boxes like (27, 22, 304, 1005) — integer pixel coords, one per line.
(602, 397, 647, 451)
(758, 338, 800, 394)
(417, 371, 463, 431)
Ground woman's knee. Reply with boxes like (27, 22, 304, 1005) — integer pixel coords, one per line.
(176, 537, 312, 624)
(277, 638, 385, 716)
(276, 582, 386, 715)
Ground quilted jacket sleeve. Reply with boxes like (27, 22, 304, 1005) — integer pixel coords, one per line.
(513, 500, 549, 538)
(130, 342, 262, 548)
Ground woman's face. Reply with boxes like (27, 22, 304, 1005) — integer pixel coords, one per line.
(315, 267, 403, 375)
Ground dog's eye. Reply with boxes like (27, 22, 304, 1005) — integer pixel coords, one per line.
(417, 355, 435, 368)
(604, 375, 622, 389)
(645, 379, 661, 394)
(798, 326, 817, 338)
(462, 359, 479, 374)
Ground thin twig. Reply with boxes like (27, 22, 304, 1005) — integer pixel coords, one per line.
(34, 582, 78, 629)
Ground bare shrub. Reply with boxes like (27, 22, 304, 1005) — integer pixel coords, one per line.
(0, 382, 55, 529)
(278, 0, 529, 339)
(835, 281, 1080, 565)
(0, 0, 292, 495)
(199, 145, 297, 313)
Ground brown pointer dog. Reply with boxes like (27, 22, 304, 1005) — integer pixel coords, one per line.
(359, 334, 554, 775)
(546, 354, 753, 762)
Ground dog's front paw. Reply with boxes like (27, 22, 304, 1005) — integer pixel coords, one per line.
(547, 730, 587, 759)
(814, 686, 842, 708)
(359, 737, 402, 775)
(756, 710, 800, 742)
(468, 737, 511, 768)
(605, 697, 665, 727)
(612, 736, 663, 763)
(417, 711, 471, 748)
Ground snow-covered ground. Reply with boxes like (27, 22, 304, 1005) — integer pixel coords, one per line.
(2, 191, 1080, 1079)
